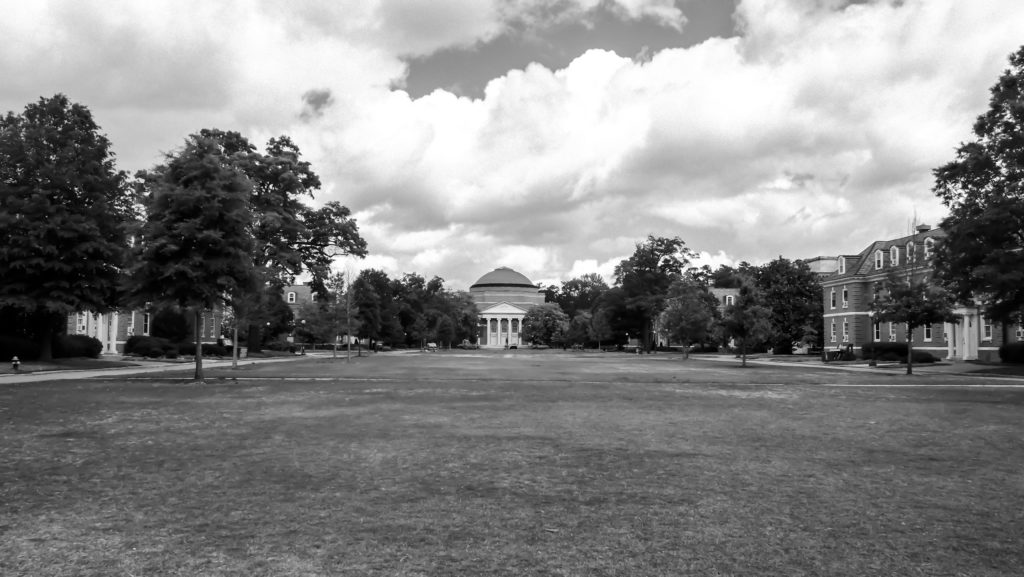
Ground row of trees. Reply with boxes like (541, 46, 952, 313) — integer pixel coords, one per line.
(0, 95, 367, 379)
(294, 270, 480, 349)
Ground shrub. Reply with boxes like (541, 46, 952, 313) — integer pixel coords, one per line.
(151, 307, 191, 343)
(999, 342, 1024, 364)
(0, 335, 39, 361)
(863, 342, 937, 363)
(53, 334, 103, 358)
(125, 335, 176, 358)
(177, 343, 228, 357)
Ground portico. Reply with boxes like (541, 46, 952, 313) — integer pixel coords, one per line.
(477, 302, 527, 348)
(469, 267, 545, 349)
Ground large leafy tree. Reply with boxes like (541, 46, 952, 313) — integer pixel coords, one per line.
(129, 133, 257, 380)
(719, 280, 773, 367)
(198, 129, 367, 352)
(522, 303, 570, 347)
(758, 258, 822, 354)
(933, 46, 1024, 335)
(660, 278, 720, 355)
(551, 273, 609, 319)
(870, 271, 955, 375)
(614, 235, 694, 352)
(0, 95, 135, 360)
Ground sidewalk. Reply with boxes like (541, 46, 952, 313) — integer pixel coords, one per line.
(0, 354, 317, 385)
(694, 353, 1024, 380)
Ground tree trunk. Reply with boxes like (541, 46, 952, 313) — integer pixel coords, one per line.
(247, 323, 263, 353)
(232, 322, 239, 369)
(741, 341, 747, 367)
(194, 310, 204, 381)
(37, 327, 54, 362)
(906, 324, 913, 376)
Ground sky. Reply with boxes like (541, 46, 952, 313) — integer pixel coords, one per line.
(2, 0, 1023, 290)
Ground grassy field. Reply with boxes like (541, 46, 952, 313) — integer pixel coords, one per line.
(2, 352, 1023, 576)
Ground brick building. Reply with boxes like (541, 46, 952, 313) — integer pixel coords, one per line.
(66, 308, 223, 355)
(821, 225, 1022, 361)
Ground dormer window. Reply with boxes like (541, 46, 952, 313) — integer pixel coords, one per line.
(874, 250, 884, 270)
(838, 257, 846, 275)
(924, 237, 935, 259)
(890, 246, 899, 266)
(906, 242, 914, 263)
(287, 291, 297, 304)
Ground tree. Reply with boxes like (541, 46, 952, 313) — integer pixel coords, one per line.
(870, 271, 955, 375)
(552, 273, 609, 319)
(660, 278, 720, 356)
(758, 258, 822, 354)
(933, 46, 1024, 338)
(521, 303, 570, 346)
(0, 95, 134, 360)
(719, 280, 773, 367)
(198, 130, 367, 352)
(614, 236, 694, 352)
(129, 133, 257, 380)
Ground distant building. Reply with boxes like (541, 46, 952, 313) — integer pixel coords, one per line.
(469, 267, 545, 348)
(821, 225, 1022, 361)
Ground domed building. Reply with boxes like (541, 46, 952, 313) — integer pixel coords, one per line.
(470, 267, 545, 348)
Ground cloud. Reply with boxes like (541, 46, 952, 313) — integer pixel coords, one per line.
(3, 0, 1023, 291)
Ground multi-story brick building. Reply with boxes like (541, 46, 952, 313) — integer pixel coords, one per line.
(66, 308, 223, 355)
(821, 225, 1022, 361)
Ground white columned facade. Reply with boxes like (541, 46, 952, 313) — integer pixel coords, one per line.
(477, 303, 527, 349)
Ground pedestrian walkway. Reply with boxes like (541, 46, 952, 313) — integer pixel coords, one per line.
(693, 354, 1024, 380)
(0, 354, 317, 385)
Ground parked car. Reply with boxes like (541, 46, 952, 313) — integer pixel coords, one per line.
(425, 342, 438, 351)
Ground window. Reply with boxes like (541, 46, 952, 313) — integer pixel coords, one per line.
(983, 319, 993, 341)
(890, 246, 899, 266)
(875, 250, 884, 269)
(842, 320, 849, 343)
(830, 321, 837, 343)
(923, 324, 932, 342)
(906, 242, 915, 263)
(1017, 324, 1024, 341)
(830, 289, 836, 309)
(841, 286, 849, 309)
(76, 312, 87, 333)
(888, 322, 896, 341)
(873, 322, 881, 341)
(143, 313, 151, 336)
(210, 316, 217, 338)
(201, 316, 206, 337)
(838, 257, 846, 275)
(725, 295, 735, 306)
(287, 291, 297, 304)
(924, 237, 935, 259)
(310, 293, 317, 303)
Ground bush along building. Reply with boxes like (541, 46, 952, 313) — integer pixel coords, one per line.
(821, 225, 1022, 362)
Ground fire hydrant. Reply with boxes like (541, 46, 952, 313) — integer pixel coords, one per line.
(11, 356, 20, 372)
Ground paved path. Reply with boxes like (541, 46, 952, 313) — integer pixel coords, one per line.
(695, 354, 1024, 381)
(0, 354, 317, 385)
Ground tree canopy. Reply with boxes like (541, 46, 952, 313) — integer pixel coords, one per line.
(613, 235, 694, 351)
(933, 45, 1024, 326)
(522, 303, 570, 347)
(758, 258, 823, 353)
(129, 133, 258, 379)
(0, 94, 135, 358)
(718, 280, 773, 366)
(660, 278, 720, 352)
(870, 271, 954, 374)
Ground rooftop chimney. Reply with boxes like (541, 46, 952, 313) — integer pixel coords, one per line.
(915, 224, 930, 233)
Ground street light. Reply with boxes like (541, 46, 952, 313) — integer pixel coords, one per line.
(867, 311, 877, 367)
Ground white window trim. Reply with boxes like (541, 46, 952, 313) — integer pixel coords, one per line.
(143, 313, 151, 336)
(287, 291, 297, 304)
(838, 257, 846, 275)
(890, 246, 899, 266)
(924, 237, 934, 258)
(906, 242, 914, 263)
(842, 320, 849, 343)
(830, 320, 837, 343)
(983, 320, 993, 341)
(875, 250, 884, 270)
(873, 323, 880, 341)
(888, 321, 896, 341)
(830, 289, 836, 310)
(841, 286, 849, 309)
(923, 325, 932, 342)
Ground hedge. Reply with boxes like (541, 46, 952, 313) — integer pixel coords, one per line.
(125, 335, 178, 358)
(999, 342, 1024, 364)
(176, 343, 228, 357)
(861, 342, 937, 363)
(53, 335, 103, 358)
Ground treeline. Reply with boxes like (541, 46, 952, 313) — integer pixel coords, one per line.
(525, 236, 822, 362)
(0, 95, 366, 378)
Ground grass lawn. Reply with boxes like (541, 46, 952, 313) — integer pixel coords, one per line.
(2, 352, 1023, 576)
